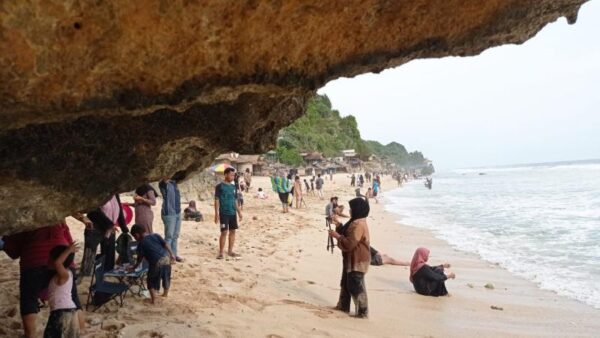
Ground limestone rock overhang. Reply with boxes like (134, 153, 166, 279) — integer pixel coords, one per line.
(0, 0, 588, 233)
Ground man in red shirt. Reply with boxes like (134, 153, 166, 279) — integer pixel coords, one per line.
(3, 223, 83, 338)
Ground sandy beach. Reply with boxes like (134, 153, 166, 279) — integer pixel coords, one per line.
(1, 174, 599, 337)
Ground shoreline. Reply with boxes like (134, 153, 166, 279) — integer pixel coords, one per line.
(382, 178, 600, 312)
(0, 174, 598, 337)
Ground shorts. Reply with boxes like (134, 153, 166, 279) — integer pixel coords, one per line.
(219, 214, 238, 232)
(44, 309, 79, 338)
(20, 267, 82, 316)
(277, 192, 289, 205)
(370, 253, 383, 266)
(147, 257, 171, 291)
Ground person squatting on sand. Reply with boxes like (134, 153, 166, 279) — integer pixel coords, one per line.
(44, 243, 81, 338)
(130, 224, 175, 304)
(215, 167, 243, 259)
(409, 247, 455, 297)
(325, 196, 349, 221)
(328, 197, 371, 318)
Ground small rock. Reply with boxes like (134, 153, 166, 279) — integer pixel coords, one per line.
(490, 305, 503, 311)
(5, 307, 16, 317)
(86, 317, 102, 326)
(484, 283, 495, 290)
(466, 283, 474, 288)
(252, 216, 258, 220)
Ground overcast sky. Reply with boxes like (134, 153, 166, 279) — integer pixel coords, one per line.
(319, 1, 600, 171)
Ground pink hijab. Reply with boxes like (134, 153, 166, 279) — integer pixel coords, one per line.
(410, 247, 430, 282)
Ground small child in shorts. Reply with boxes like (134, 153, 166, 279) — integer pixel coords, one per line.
(130, 224, 175, 304)
(45, 243, 80, 338)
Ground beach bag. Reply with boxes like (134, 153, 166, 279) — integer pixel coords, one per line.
(116, 233, 134, 264)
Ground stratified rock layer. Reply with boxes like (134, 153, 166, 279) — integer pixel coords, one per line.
(0, 0, 587, 233)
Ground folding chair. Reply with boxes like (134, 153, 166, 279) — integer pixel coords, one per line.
(85, 256, 129, 312)
(125, 241, 148, 296)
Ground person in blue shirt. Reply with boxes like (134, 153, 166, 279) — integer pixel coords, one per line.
(159, 176, 184, 262)
(214, 168, 243, 259)
(130, 224, 175, 304)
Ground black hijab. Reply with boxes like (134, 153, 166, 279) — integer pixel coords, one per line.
(135, 183, 158, 198)
(337, 197, 370, 235)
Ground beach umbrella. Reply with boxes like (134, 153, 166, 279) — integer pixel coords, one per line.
(210, 163, 233, 173)
(121, 203, 133, 225)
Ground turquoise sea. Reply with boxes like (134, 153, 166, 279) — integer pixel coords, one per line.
(385, 159, 600, 309)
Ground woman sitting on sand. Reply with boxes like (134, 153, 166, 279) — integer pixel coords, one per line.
(370, 247, 409, 266)
(329, 197, 371, 318)
(183, 200, 204, 222)
(409, 247, 455, 297)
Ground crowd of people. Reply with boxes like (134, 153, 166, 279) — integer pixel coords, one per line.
(1, 167, 451, 336)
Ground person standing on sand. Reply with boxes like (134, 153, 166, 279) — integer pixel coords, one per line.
(315, 174, 324, 199)
(271, 171, 291, 213)
(372, 180, 380, 204)
(329, 197, 371, 318)
(303, 179, 311, 196)
(243, 168, 252, 191)
(350, 174, 356, 187)
(159, 177, 184, 263)
(215, 167, 243, 259)
(3, 223, 85, 338)
(134, 184, 158, 234)
(293, 176, 303, 208)
(409, 247, 455, 297)
(85, 194, 129, 271)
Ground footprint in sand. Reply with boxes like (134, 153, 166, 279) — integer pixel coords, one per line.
(137, 330, 165, 338)
(280, 299, 335, 319)
(101, 322, 125, 331)
(230, 276, 244, 283)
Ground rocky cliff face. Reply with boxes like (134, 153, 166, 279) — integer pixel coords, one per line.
(0, 0, 587, 234)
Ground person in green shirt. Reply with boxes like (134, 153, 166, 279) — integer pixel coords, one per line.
(214, 167, 243, 259)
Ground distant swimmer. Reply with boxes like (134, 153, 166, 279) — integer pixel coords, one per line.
(424, 178, 433, 190)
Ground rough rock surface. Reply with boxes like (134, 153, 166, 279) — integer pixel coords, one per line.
(0, 0, 588, 234)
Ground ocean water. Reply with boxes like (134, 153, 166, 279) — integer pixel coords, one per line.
(384, 159, 600, 309)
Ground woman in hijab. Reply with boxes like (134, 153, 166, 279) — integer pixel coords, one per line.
(134, 184, 158, 234)
(328, 197, 371, 318)
(409, 247, 455, 297)
(184, 200, 204, 222)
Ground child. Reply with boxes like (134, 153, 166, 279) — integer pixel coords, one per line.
(130, 224, 175, 304)
(45, 243, 80, 338)
(255, 188, 267, 199)
(237, 190, 245, 210)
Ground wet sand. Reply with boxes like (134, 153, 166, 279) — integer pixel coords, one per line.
(0, 174, 598, 337)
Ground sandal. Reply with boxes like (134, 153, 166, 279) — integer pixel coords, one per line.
(216, 254, 224, 260)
